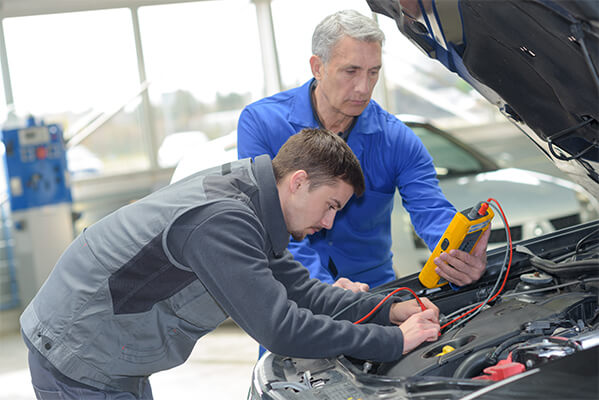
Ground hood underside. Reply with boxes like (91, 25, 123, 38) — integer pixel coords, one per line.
(374, 0, 599, 198)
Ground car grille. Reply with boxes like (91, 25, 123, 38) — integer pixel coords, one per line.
(550, 214, 581, 230)
(489, 226, 522, 243)
(487, 213, 581, 244)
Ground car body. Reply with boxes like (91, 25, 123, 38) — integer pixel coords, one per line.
(157, 130, 209, 168)
(66, 145, 104, 177)
(391, 117, 598, 276)
(170, 130, 237, 183)
(248, 1, 599, 399)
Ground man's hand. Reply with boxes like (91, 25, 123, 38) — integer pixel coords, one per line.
(434, 227, 490, 286)
(399, 309, 440, 354)
(389, 297, 439, 324)
(333, 277, 369, 292)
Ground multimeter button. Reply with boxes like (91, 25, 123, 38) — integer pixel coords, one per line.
(441, 238, 450, 250)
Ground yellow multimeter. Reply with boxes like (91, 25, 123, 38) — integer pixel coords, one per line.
(419, 201, 494, 289)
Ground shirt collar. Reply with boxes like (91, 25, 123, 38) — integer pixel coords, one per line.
(308, 80, 356, 141)
(289, 78, 378, 136)
(253, 154, 289, 257)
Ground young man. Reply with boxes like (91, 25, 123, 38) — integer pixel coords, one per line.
(238, 10, 490, 294)
(21, 128, 440, 399)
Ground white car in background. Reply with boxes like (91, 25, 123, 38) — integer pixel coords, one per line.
(157, 130, 209, 168)
(172, 119, 598, 278)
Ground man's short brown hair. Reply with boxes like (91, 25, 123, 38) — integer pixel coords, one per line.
(272, 128, 365, 196)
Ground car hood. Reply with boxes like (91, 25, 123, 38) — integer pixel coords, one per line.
(368, 0, 598, 198)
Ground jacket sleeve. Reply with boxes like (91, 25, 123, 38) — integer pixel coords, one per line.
(168, 202, 404, 362)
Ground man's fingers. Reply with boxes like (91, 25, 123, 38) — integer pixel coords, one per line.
(435, 259, 470, 286)
(420, 308, 438, 322)
(400, 311, 441, 354)
(420, 298, 439, 321)
(333, 278, 369, 293)
(434, 247, 485, 286)
(473, 228, 491, 257)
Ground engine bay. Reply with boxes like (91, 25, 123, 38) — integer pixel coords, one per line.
(376, 274, 598, 379)
(251, 221, 599, 399)
(350, 220, 599, 386)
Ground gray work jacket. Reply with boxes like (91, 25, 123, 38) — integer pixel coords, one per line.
(20, 155, 404, 395)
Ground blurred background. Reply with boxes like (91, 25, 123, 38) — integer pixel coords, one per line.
(0, 1, 595, 398)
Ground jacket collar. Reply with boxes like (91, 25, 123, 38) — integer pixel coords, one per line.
(253, 154, 289, 257)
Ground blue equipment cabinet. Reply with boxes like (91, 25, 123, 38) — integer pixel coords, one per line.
(1, 119, 72, 211)
(1, 118, 74, 308)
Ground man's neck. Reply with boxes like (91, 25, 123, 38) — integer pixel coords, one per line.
(312, 86, 354, 133)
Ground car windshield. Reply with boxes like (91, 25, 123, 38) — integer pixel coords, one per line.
(412, 126, 485, 177)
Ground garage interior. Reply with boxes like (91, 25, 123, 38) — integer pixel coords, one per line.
(0, 1, 579, 398)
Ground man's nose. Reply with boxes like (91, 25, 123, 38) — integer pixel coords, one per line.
(355, 72, 371, 94)
(321, 210, 336, 229)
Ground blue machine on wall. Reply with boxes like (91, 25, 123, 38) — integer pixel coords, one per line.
(0, 116, 74, 308)
(1, 116, 72, 211)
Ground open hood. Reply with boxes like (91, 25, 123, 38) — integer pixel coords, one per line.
(368, 0, 599, 198)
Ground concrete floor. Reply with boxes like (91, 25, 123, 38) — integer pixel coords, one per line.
(0, 320, 259, 400)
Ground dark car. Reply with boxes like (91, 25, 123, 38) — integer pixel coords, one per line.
(249, 1, 599, 399)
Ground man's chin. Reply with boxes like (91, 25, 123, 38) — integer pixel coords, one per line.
(345, 103, 369, 116)
(290, 232, 305, 242)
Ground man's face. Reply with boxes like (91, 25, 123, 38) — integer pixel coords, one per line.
(313, 36, 382, 117)
(285, 177, 355, 241)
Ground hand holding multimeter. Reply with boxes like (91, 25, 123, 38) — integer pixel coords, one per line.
(419, 201, 494, 288)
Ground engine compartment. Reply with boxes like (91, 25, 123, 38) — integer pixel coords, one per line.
(250, 222, 599, 399)
(356, 221, 599, 382)
(377, 279, 598, 379)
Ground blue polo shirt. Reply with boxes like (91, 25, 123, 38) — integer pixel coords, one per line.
(238, 79, 455, 287)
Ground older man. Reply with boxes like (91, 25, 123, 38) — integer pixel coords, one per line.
(238, 10, 490, 295)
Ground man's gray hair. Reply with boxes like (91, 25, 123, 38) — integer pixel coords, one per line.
(312, 9, 385, 63)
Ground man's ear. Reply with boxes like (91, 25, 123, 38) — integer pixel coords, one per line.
(289, 170, 309, 193)
(310, 55, 323, 80)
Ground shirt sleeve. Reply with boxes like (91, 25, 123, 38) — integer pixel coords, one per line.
(393, 123, 456, 250)
(237, 107, 276, 160)
(288, 238, 335, 284)
(167, 201, 405, 362)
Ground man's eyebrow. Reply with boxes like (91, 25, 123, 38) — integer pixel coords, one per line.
(343, 64, 382, 72)
(331, 198, 342, 209)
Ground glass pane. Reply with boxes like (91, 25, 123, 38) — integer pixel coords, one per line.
(412, 126, 482, 175)
(0, 62, 7, 120)
(271, 0, 374, 90)
(378, 16, 499, 124)
(139, 0, 264, 168)
(4, 9, 147, 177)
